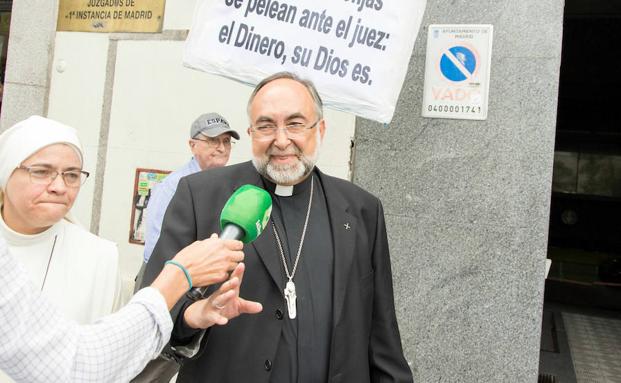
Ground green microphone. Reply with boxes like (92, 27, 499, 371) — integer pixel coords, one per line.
(219, 184, 273, 243)
(187, 184, 272, 300)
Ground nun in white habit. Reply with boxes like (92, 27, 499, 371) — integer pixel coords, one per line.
(0, 116, 121, 324)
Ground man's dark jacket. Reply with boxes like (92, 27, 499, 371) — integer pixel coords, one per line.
(142, 161, 413, 383)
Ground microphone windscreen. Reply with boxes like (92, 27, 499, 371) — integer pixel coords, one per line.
(219, 185, 272, 243)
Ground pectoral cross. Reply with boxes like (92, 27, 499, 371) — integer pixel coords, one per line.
(284, 280, 297, 319)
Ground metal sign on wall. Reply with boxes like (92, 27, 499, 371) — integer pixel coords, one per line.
(57, 0, 165, 33)
(422, 24, 493, 120)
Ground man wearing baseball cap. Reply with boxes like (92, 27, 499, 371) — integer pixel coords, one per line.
(142, 113, 240, 264)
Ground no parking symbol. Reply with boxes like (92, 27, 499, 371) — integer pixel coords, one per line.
(440, 46, 477, 82)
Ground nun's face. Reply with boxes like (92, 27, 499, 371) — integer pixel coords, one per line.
(3, 144, 82, 234)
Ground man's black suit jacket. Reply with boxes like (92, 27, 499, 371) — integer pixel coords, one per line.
(143, 161, 413, 383)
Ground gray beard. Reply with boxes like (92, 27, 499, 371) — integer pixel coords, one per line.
(252, 145, 318, 185)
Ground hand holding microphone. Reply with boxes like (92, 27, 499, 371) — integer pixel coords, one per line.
(171, 233, 244, 287)
(152, 235, 243, 310)
(186, 184, 272, 301)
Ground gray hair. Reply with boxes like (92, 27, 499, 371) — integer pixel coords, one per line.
(247, 72, 324, 121)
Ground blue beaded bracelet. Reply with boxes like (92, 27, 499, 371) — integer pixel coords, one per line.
(165, 260, 193, 290)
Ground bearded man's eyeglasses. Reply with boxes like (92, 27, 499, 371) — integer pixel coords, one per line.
(251, 119, 320, 141)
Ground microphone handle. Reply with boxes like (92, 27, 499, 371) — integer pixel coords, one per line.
(186, 224, 245, 301)
(220, 224, 245, 241)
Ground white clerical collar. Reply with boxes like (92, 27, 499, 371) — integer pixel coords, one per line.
(261, 170, 314, 197)
(275, 184, 294, 197)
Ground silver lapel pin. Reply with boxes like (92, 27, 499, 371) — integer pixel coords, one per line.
(344, 223, 351, 230)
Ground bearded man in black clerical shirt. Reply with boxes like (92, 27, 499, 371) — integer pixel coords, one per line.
(142, 71, 414, 383)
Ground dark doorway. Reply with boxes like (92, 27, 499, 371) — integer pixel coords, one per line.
(547, 0, 621, 307)
(540, 1, 621, 381)
(0, 0, 12, 114)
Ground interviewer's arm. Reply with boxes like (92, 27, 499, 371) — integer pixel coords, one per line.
(0, 236, 257, 383)
(0, 237, 172, 382)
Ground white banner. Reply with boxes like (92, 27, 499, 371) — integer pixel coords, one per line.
(183, 0, 426, 123)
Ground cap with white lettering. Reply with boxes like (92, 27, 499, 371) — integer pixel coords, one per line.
(190, 113, 240, 140)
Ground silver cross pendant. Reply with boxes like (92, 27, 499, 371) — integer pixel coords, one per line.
(284, 280, 297, 319)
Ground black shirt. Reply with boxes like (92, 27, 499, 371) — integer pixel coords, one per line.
(262, 172, 334, 383)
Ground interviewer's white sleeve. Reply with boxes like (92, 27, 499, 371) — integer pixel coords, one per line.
(0, 238, 172, 382)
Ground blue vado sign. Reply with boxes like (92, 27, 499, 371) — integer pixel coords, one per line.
(440, 46, 476, 82)
(422, 24, 493, 120)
